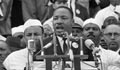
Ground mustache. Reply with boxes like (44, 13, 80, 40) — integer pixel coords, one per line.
(56, 26, 64, 29)
(87, 33, 95, 37)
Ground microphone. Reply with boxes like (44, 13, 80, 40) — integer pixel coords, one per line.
(85, 39, 100, 67)
(43, 41, 52, 49)
(27, 39, 35, 70)
(85, 39, 100, 54)
(28, 39, 36, 53)
(85, 39, 95, 50)
(35, 41, 52, 56)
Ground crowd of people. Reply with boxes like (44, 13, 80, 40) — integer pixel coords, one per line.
(0, 0, 120, 70)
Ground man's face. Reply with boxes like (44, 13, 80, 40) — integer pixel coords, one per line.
(24, 26, 43, 51)
(83, 23, 101, 44)
(103, 25, 120, 51)
(0, 42, 10, 64)
(53, 1, 68, 9)
(53, 8, 73, 36)
(72, 28, 82, 37)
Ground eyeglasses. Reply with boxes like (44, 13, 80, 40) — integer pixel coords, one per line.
(104, 33, 120, 38)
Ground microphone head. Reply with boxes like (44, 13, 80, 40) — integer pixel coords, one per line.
(28, 39, 36, 52)
(85, 39, 94, 49)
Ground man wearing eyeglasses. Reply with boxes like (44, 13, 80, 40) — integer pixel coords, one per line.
(103, 23, 120, 52)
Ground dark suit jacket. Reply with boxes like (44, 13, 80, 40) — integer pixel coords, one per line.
(75, 2, 89, 21)
(44, 36, 94, 70)
(44, 36, 68, 55)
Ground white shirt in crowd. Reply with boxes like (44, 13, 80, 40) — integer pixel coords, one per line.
(3, 48, 33, 70)
(98, 46, 120, 70)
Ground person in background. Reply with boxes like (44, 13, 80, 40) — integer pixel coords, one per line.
(71, 23, 83, 70)
(3, 19, 44, 70)
(0, 40, 11, 70)
(43, 24, 54, 39)
(89, 0, 110, 17)
(0, 0, 13, 37)
(82, 18, 102, 61)
(92, 23, 120, 70)
(100, 12, 119, 50)
(11, 25, 26, 48)
(22, 0, 49, 23)
(102, 23, 120, 52)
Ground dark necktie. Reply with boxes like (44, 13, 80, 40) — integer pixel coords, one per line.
(63, 38, 67, 54)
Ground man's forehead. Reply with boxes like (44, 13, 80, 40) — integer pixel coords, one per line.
(54, 8, 71, 16)
(104, 25, 120, 33)
(84, 23, 100, 28)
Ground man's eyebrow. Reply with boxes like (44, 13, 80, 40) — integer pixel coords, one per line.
(0, 47, 6, 50)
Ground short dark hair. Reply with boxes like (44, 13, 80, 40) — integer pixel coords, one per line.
(53, 6, 73, 18)
(102, 21, 120, 29)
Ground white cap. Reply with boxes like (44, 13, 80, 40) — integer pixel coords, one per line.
(74, 16, 84, 26)
(115, 5, 120, 14)
(103, 11, 119, 21)
(83, 18, 101, 29)
(12, 25, 24, 35)
(23, 19, 42, 31)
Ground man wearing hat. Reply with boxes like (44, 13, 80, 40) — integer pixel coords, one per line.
(70, 23, 83, 70)
(82, 18, 102, 61)
(83, 18, 120, 70)
(3, 19, 44, 70)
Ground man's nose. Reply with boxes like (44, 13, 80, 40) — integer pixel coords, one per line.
(31, 34, 36, 40)
(57, 18, 63, 23)
(111, 34, 115, 40)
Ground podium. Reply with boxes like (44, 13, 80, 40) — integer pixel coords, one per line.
(35, 55, 88, 70)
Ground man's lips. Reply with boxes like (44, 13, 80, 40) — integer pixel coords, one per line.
(109, 42, 118, 47)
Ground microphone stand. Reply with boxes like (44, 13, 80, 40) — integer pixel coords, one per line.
(80, 37, 83, 55)
(26, 49, 34, 70)
(65, 32, 74, 70)
(26, 40, 35, 70)
(39, 36, 44, 55)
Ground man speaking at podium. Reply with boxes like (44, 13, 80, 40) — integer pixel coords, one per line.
(3, 19, 44, 70)
(44, 6, 74, 70)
